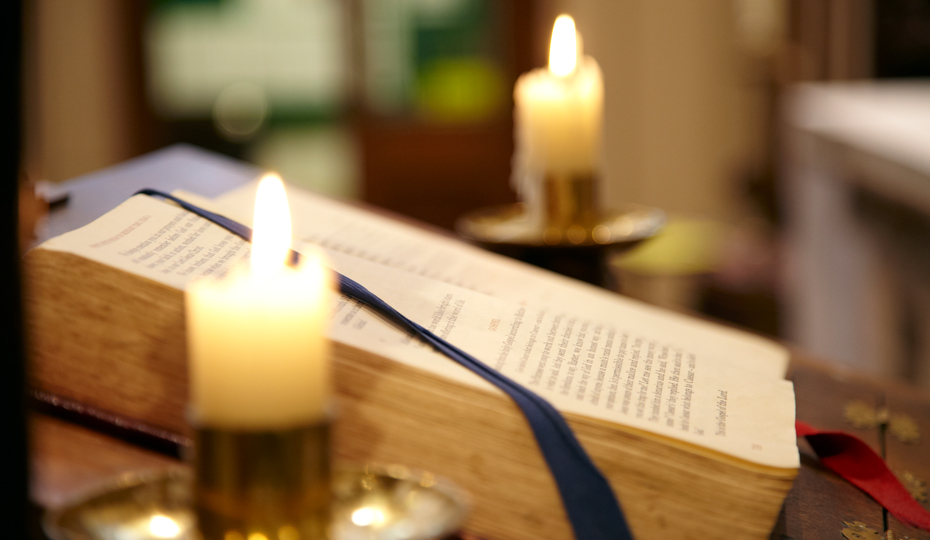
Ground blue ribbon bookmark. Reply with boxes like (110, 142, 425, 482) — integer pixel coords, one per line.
(136, 189, 633, 540)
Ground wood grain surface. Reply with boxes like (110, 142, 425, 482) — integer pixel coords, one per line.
(777, 353, 930, 540)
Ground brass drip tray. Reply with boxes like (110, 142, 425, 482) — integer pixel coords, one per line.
(44, 465, 469, 540)
(457, 203, 665, 249)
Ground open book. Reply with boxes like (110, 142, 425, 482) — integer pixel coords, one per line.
(27, 180, 798, 540)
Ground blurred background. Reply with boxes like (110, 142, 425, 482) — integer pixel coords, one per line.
(21, 0, 930, 388)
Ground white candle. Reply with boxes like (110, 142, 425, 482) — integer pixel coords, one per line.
(186, 174, 331, 429)
(512, 15, 604, 208)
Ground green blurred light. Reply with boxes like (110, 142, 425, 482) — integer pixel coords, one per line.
(416, 58, 505, 123)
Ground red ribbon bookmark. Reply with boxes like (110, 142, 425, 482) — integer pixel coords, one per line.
(796, 420, 930, 531)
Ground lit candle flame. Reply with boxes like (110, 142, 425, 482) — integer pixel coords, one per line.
(251, 173, 292, 275)
(548, 15, 577, 77)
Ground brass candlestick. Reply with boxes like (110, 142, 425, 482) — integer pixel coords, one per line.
(194, 420, 332, 540)
(457, 173, 664, 287)
(542, 173, 599, 244)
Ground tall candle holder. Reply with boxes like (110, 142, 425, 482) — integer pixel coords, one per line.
(193, 419, 332, 540)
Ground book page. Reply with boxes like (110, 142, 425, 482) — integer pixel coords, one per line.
(36, 193, 798, 469)
(213, 182, 789, 380)
(323, 249, 798, 469)
(37, 195, 253, 290)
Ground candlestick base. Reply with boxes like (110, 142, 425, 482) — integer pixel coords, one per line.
(456, 201, 664, 287)
(44, 466, 470, 540)
(194, 420, 331, 540)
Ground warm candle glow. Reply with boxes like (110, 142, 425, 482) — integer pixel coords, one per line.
(251, 173, 292, 276)
(149, 515, 182, 538)
(548, 15, 577, 77)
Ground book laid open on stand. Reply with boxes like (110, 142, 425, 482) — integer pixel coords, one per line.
(26, 180, 799, 540)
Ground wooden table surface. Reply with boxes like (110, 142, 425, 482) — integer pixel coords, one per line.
(776, 353, 930, 540)
(30, 352, 930, 540)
